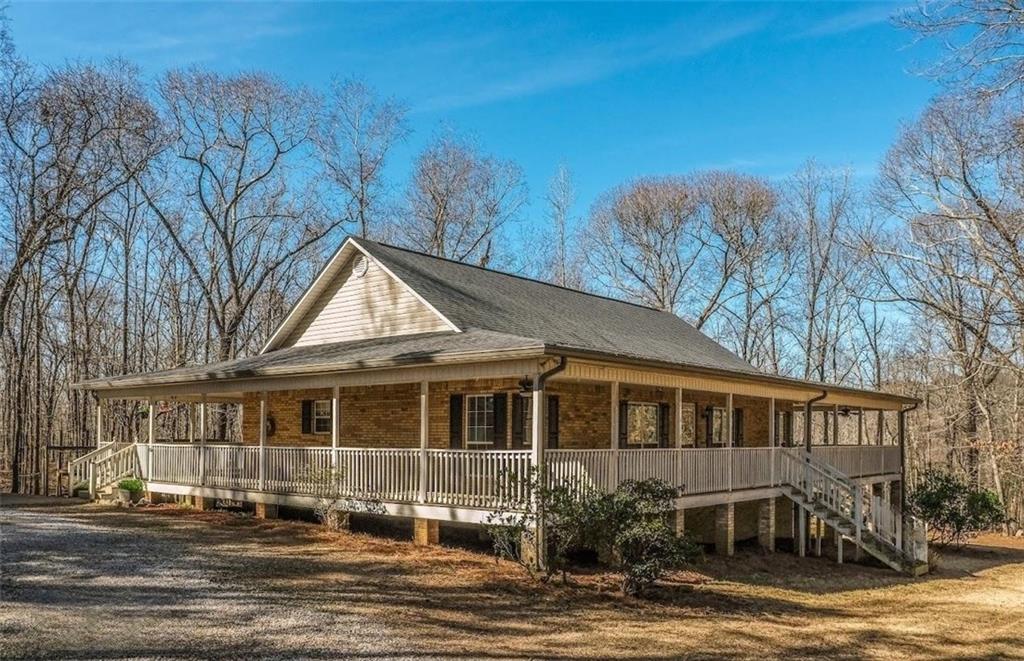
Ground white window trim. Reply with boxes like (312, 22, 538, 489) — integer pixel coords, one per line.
(312, 399, 332, 435)
(627, 401, 661, 448)
(464, 394, 495, 448)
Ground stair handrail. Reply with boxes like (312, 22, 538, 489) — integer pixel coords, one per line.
(780, 447, 927, 566)
(90, 443, 141, 495)
(68, 441, 131, 488)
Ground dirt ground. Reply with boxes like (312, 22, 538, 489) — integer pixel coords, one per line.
(1, 496, 1022, 660)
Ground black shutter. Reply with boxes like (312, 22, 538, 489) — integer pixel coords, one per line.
(511, 395, 525, 449)
(658, 403, 671, 448)
(547, 395, 559, 449)
(733, 408, 744, 447)
(618, 400, 629, 448)
(301, 400, 313, 434)
(449, 394, 463, 449)
(704, 407, 713, 448)
(492, 393, 507, 449)
(784, 411, 794, 447)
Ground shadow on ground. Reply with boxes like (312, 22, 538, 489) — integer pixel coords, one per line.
(2, 496, 1022, 660)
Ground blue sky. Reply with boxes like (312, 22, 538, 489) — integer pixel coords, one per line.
(9, 1, 937, 226)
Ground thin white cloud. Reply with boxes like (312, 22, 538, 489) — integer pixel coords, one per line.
(796, 3, 900, 39)
(417, 15, 771, 113)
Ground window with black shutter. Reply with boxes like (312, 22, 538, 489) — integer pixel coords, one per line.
(623, 402, 663, 448)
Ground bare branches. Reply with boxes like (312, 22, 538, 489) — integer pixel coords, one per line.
(400, 129, 527, 267)
(316, 78, 408, 239)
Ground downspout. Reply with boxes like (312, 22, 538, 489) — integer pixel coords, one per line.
(537, 356, 568, 388)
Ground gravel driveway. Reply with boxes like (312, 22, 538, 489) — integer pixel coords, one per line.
(0, 497, 409, 660)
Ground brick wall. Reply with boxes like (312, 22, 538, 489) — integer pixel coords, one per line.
(240, 380, 773, 450)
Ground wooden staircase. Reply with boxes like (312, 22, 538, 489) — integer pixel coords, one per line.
(67, 443, 142, 499)
(780, 448, 929, 575)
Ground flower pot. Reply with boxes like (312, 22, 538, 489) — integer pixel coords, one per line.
(116, 488, 142, 506)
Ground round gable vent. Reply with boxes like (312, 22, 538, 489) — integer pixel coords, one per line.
(352, 254, 369, 278)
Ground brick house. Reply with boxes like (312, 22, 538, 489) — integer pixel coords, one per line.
(73, 237, 927, 573)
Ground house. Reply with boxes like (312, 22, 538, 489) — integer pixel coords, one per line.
(71, 236, 928, 573)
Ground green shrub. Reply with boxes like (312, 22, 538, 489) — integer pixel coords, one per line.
(616, 518, 698, 596)
(117, 478, 144, 492)
(485, 473, 700, 595)
(909, 469, 1006, 548)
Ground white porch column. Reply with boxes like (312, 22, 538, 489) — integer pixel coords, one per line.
(419, 381, 429, 503)
(95, 399, 104, 448)
(726, 392, 734, 491)
(531, 374, 547, 571)
(331, 385, 340, 475)
(258, 392, 267, 491)
(147, 398, 156, 481)
(610, 381, 620, 488)
(833, 404, 840, 446)
(675, 387, 684, 488)
(768, 397, 776, 486)
(198, 395, 207, 486)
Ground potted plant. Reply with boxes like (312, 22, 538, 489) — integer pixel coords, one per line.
(116, 478, 145, 506)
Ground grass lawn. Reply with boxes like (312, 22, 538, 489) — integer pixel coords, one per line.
(2, 499, 1022, 659)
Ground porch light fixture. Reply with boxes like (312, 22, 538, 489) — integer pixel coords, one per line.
(518, 376, 533, 393)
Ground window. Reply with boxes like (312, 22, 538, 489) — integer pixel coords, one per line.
(313, 400, 332, 434)
(465, 395, 495, 447)
(627, 402, 660, 448)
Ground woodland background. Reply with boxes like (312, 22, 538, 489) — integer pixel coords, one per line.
(2, 3, 1022, 527)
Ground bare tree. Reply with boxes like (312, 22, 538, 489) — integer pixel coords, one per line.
(136, 69, 337, 363)
(317, 78, 408, 239)
(899, 0, 1024, 98)
(542, 164, 584, 289)
(400, 129, 527, 267)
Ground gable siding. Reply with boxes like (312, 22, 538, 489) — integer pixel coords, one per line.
(284, 256, 448, 348)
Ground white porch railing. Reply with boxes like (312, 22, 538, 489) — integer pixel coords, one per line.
(137, 443, 898, 507)
(810, 445, 900, 477)
(69, 442, 131, 488)
(425, 449, 532, 508)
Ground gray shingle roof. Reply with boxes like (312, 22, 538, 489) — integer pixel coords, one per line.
(356, 238, 758, 375)
(77, 329, 542, 389)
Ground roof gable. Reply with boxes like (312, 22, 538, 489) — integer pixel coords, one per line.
(262, 239, 457, 353)
(355, 239, 757, 375)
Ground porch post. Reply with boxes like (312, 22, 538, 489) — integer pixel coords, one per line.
(610, 381, 619, 488)
(95, 399, 104, 448)
(419, 381, 429, 503)
(147, 398, 155, 481)
(531, 374, 547, 571)
(897, 408, 907, 515)
(726, 392, 733, 492)
(331, 385, 340, 475)
(258, 392, 267, 491)
(832, 404, 840, 446)
(857, 407, 864, 445)
(675, 387, 684, 488)
(198, 395, 207, 486)
(802, 399, 813, 557)
(768, 397, 776, 486)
